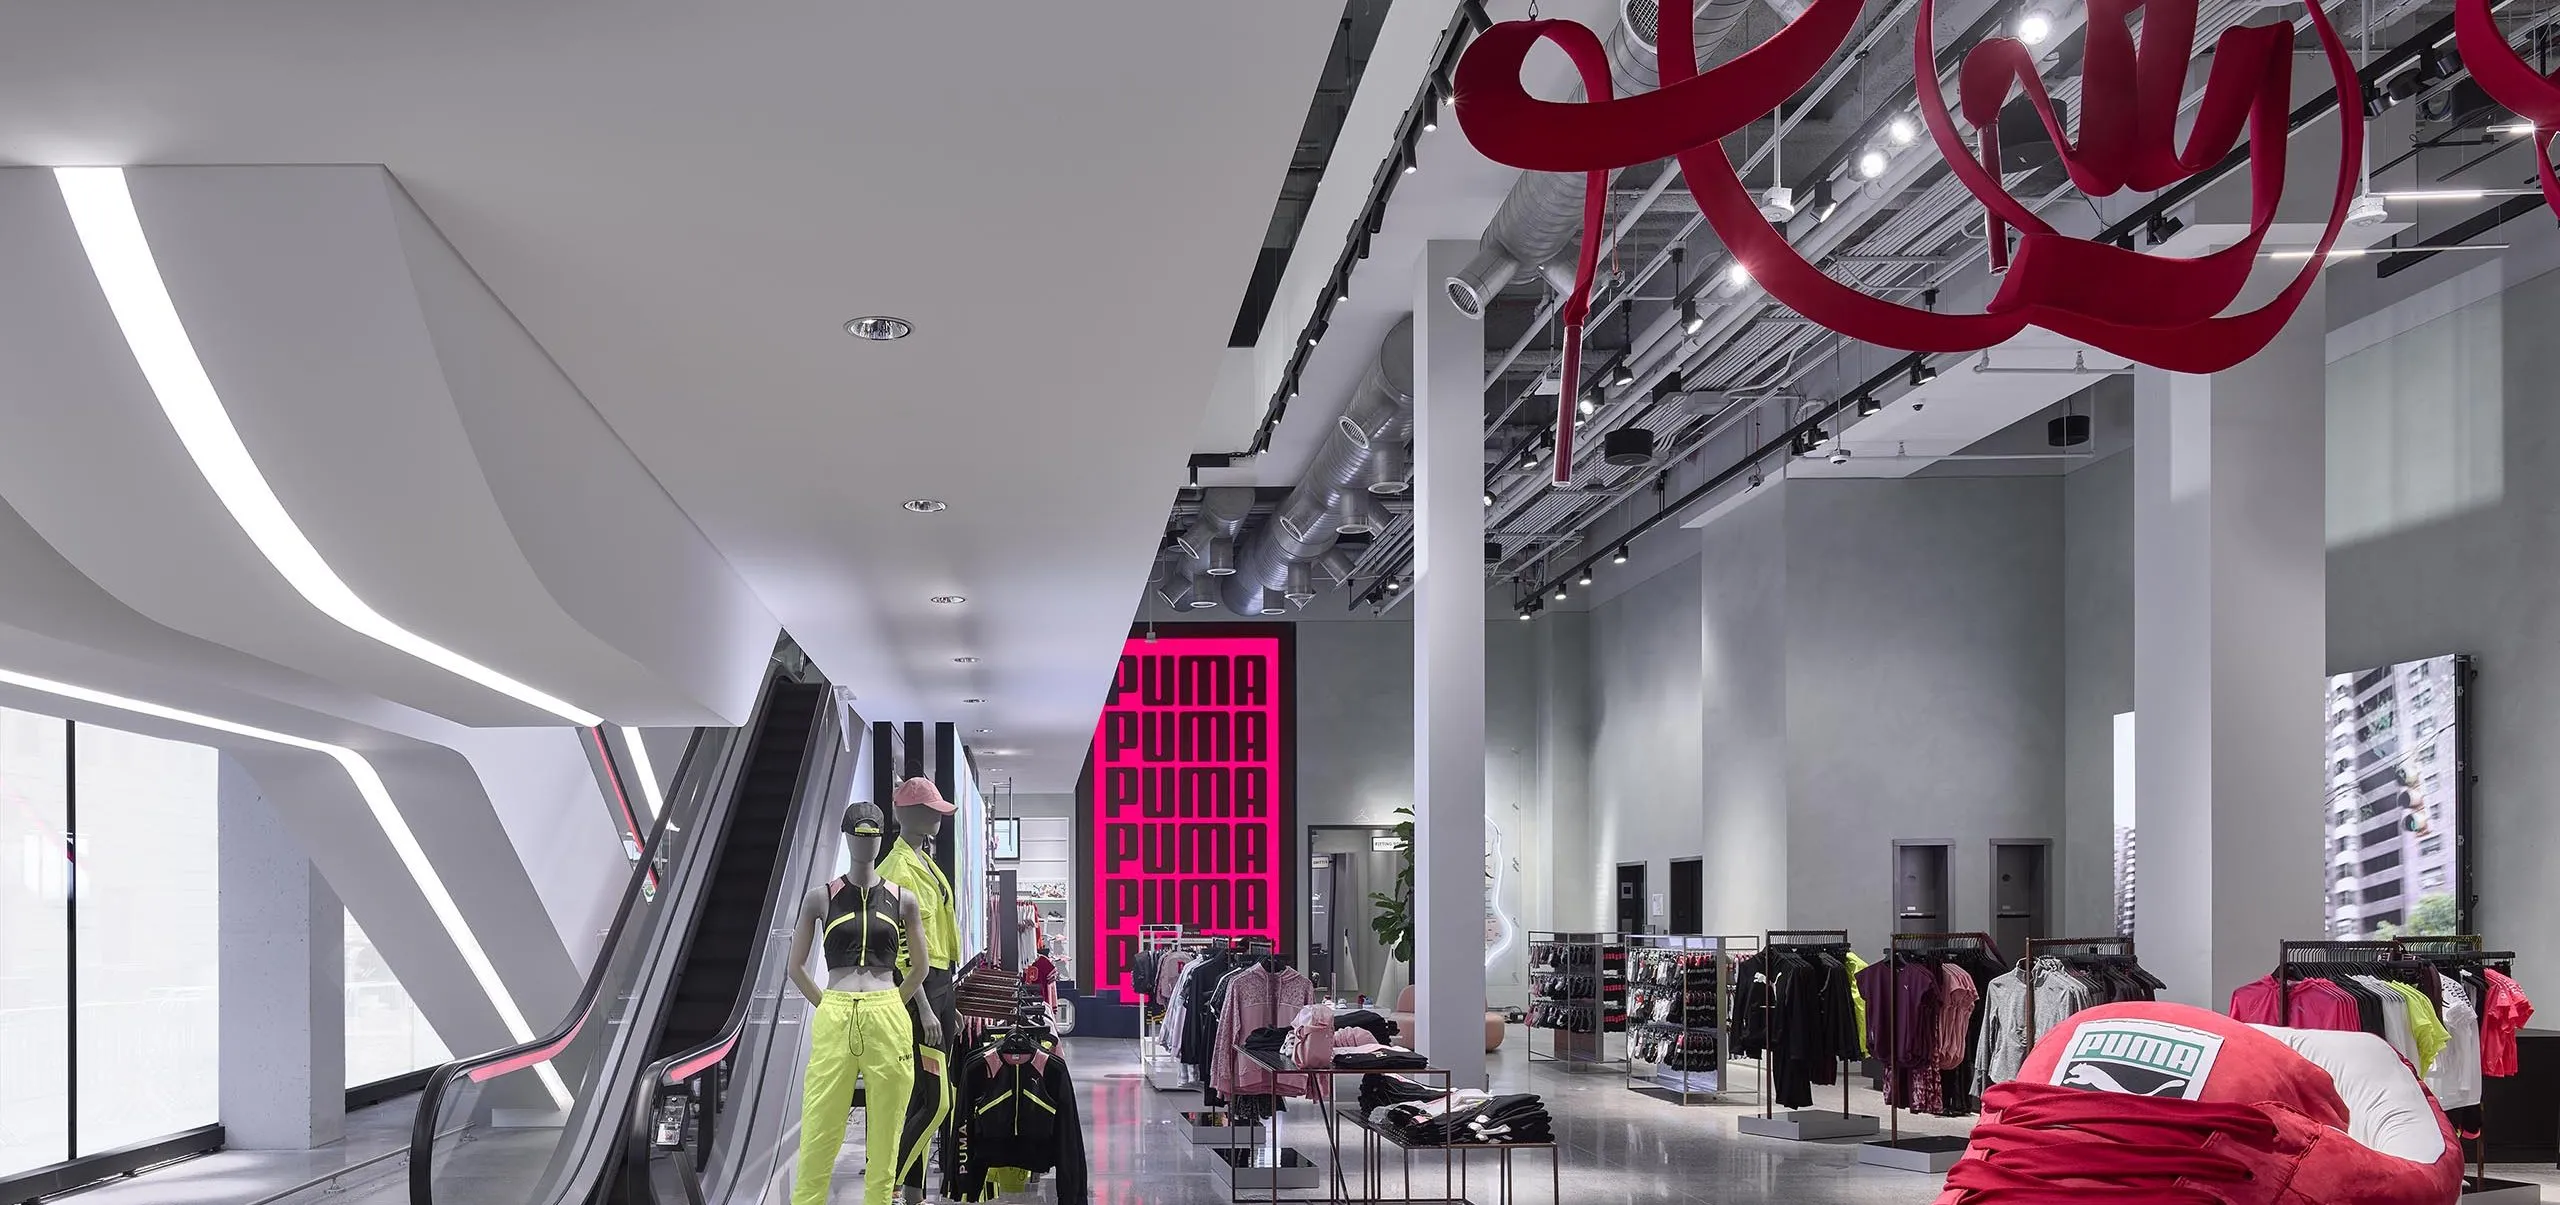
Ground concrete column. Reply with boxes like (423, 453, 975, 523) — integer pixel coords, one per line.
(2133, 293, 2330, 1007)
(1413, 240, 1489, 1089)
(218, 755, 346, 1149)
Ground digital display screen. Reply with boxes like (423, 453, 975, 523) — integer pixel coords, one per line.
(1082, 630, 1290, 995)
(2323, 655, 2467, 939)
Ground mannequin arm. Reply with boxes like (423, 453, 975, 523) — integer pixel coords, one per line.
(900, 887, 940, 1045)
(787, 887, 826, 1007)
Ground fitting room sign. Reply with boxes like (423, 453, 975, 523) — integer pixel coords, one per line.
(1080, 627, 1293, 996)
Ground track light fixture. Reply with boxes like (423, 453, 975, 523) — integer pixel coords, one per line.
(1857, 394, 1881, 417)
(1577, 568, 1594, 587)
(1483, 489, 1495, 508)
(1681, 297, 1705, 335)
(1811, 178, 1842, 222)
(1886, 115, 1919, 147)
(1578, 391, 1598, 419)
(1612, 545, 1629, 565)
(1859, 148, 1890, 179)
(1910, 359, 1937, 387)
(2017, 9, 2053, 45)
(1608, 358, 1636, 389)
(2145, 213, 2184, 248)
(1554, 583, 1569, 601)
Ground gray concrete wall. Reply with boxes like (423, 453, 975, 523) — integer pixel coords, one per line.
(1698, 489, 1790, 939)
(1589, 531, 1709, 933)
(2328, 264, 2560, 1002)
(1783, 477, 2066, 950)
(2061, 450, 2136, 938)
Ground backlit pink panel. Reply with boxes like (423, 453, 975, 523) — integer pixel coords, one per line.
(1088, 633, 1285, 994)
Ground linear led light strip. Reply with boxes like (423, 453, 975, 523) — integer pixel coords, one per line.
(0, 664, 571, 1109)
(621, 725, 665, 819)
(52, 167, 604, 729)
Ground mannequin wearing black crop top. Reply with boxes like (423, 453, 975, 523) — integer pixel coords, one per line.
(788, 802, 932, 1018)
(789, 801, 934, 1205)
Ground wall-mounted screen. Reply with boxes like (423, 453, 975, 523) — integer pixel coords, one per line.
(1079, 627, 1293, 996)
(2323, 655, 2469, 939)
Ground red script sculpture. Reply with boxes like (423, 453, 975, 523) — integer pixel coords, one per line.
(1455, 0, 2363, 477)
(2454, 0, 2560, 219)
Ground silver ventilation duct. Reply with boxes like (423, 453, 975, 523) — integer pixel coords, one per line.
(1223, 317, 1415, 615)
(1445, 0, 1769, 317)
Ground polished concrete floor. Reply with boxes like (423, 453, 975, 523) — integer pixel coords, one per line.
(56, 1034, 2560, 1202)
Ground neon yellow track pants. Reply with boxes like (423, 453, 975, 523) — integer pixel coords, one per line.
(794, 989, 914, 1205)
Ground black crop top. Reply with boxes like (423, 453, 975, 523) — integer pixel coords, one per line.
(824, 881, 905, 971)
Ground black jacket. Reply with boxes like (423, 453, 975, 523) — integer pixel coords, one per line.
(947, 1032, 1087, 1204)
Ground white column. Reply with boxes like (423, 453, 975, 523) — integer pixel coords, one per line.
(219, 755, 346, 1149)
(1414, 239, 1490, 1089)
(2133, 293, 2330, 1007)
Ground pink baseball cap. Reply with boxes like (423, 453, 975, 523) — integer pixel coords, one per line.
(892, 776, 955, 813)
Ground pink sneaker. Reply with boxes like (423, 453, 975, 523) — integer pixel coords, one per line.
(1937, 1003, 2465, 1203)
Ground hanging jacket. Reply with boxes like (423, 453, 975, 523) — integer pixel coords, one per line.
(947, 1032, 1088, 1204)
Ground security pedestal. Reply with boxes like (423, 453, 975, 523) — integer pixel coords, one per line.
(1858, 1134, 1968, 1172)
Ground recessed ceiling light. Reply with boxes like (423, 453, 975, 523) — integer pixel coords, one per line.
(977, 728, 993, 734)
(954, 656, 978, 663)
(902, 498, 947, 513)
(931, 595, 967, 605)
(845, 315, 913, 341)
(962, 697, 986, 704)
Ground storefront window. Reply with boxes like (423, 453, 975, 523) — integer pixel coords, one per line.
(0, 709, 68, 1177)
(73, 726, 219, 1154)
(345, 911, 449, 1086)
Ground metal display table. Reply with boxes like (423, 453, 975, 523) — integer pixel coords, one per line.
(1224, 1047, 1558, 1204)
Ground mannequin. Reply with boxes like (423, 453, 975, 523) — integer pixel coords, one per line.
(789, 801, 934, 1205)
(878, 777, 962, 1205)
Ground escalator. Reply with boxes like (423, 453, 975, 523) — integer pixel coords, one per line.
(410, 666, 853, 1205)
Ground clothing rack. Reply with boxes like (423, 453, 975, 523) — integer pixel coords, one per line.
(2019, 936, 2139, 1047)
(1731, 929, 1881, 1142)
(2396, 936, 2527, 1200)
(1623, 934, 1757, 1105)
(2272, 939, 2408, 1026)
(1527, 931, 1626, 1069)
(1877, 933, 2000, 1145)
(1139, 927, 1225, 1092)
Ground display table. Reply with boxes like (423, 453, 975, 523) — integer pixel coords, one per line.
(1227, 1047, 1557, 1204)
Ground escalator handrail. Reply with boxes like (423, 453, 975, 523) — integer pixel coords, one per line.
(404, 711, 741, 1205)
(622, 683, 846, 1196)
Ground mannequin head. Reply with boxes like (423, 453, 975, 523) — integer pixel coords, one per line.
(841, 800, 887, 875)
(891, 776, 953, 849)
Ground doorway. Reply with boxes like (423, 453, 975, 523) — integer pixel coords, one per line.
(1616, 862, 1648, 935)
(1307, 825, 1402, 1004)
(1990, 839, 2053, 959)
(1668, 858, 1704, 934)
(1892, 840, 1952, 933)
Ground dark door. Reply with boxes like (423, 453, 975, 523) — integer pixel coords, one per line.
(1991, 840, 2052, 959)
(1616, 862, 1648, 934)
(1893, 841, 1950, 933)
(1668, 858, 1704, 934)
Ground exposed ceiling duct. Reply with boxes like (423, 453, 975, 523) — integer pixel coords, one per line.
(1221, 316, 1414, 615)
(1159, 486, 1255, 610)
(1444, 0, 1768, 317)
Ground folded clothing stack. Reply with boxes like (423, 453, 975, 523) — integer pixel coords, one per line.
(1333, 1009, 1399, 1043)
(1376, 1093, 1552, 1146)
(1333, 1045, 1428, 1069)
(1242, 1026, 1292, 1058)
(1357, 1073, 1450, 1115)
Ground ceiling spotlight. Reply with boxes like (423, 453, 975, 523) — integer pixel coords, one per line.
(1887, 115, 1919, 146)
(1608, 358, 1636, 389)
(1519, 608, 1535, 622)
(930, 594, 967, 605)
(1578, 391, 1598, 418)
(1857, 394, 1882, 417)
(902, 498, 947, 513)
(1828, 445, 1853, 466)
(1612, 545, 1629, 565)
(1577, 568, 1594, 587)
(1858, 148, 1890, 180)
(1681, 297, 1706, 335)
(1909, 360, 1937, 387)
(845, 315, 913, 341)
(1758, 186, 1796, 222)
(2016, 10, 2053, 45)
(2145, 213, 2185, 248)
(953, 656, 979, 663)
(1483, 490, 1495, 508)
(1423, 95, 1441, 133)
(1811, 179, 1842, 222)
(1726, 261, 1751, 289)
(1385, 578, 1402, 592)
(977, 728, 992, 734)
(1403, 152, 1418, 175)
(962, 698, 986, 704)
(1554, 584, 1570, 601)
(2347, 192, 2389, 227)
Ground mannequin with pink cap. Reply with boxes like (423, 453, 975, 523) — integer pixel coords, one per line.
(879, 777, 961, 1204)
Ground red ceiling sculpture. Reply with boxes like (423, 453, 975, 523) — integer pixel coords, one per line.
(2454, 0, 2560, 219)
(1457, 0, 2363, 477)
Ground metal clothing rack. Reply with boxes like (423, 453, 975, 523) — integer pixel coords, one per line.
(2018, 936, 2140, 1049)
(2395, 936, 2532, 1203)
(2272, 938, 2408, 1026)
(1857, 932, 2001, 1174)
(1623, 934, 1758, 1105)
(1139, 926, 1224, 1092)
(1526, 930, 1626, 1070)
(1735, 929, 1881, 1141)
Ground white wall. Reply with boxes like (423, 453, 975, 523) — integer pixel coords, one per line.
(2061, 450, 2136, 938)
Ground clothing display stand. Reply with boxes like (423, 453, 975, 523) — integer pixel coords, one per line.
(1624, 934, 1756, 1105)
(1526, 931, 1626, 1070)
(2018, 936, 2141, 1046)
(1736, 929, 1882, 1141)
(1857, 932, 1999, 1173)
(1180, 935, 1284, 1149)
(1141, 926, 1216, 1092)
(2399, 936, 2537, 1205)
(2271, 939, 2409, 1025)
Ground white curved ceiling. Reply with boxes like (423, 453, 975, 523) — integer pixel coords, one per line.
(0, 2, 1341, 788)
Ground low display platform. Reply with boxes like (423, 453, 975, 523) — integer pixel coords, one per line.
(2460, 1178, 2543, 1204)
(1181, 1110, 1264, 1144)
(1735, 1109, 1882, 1141)
(1210, 1146, 1322, 1191)
(1856, 1135, 1969, 1172)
